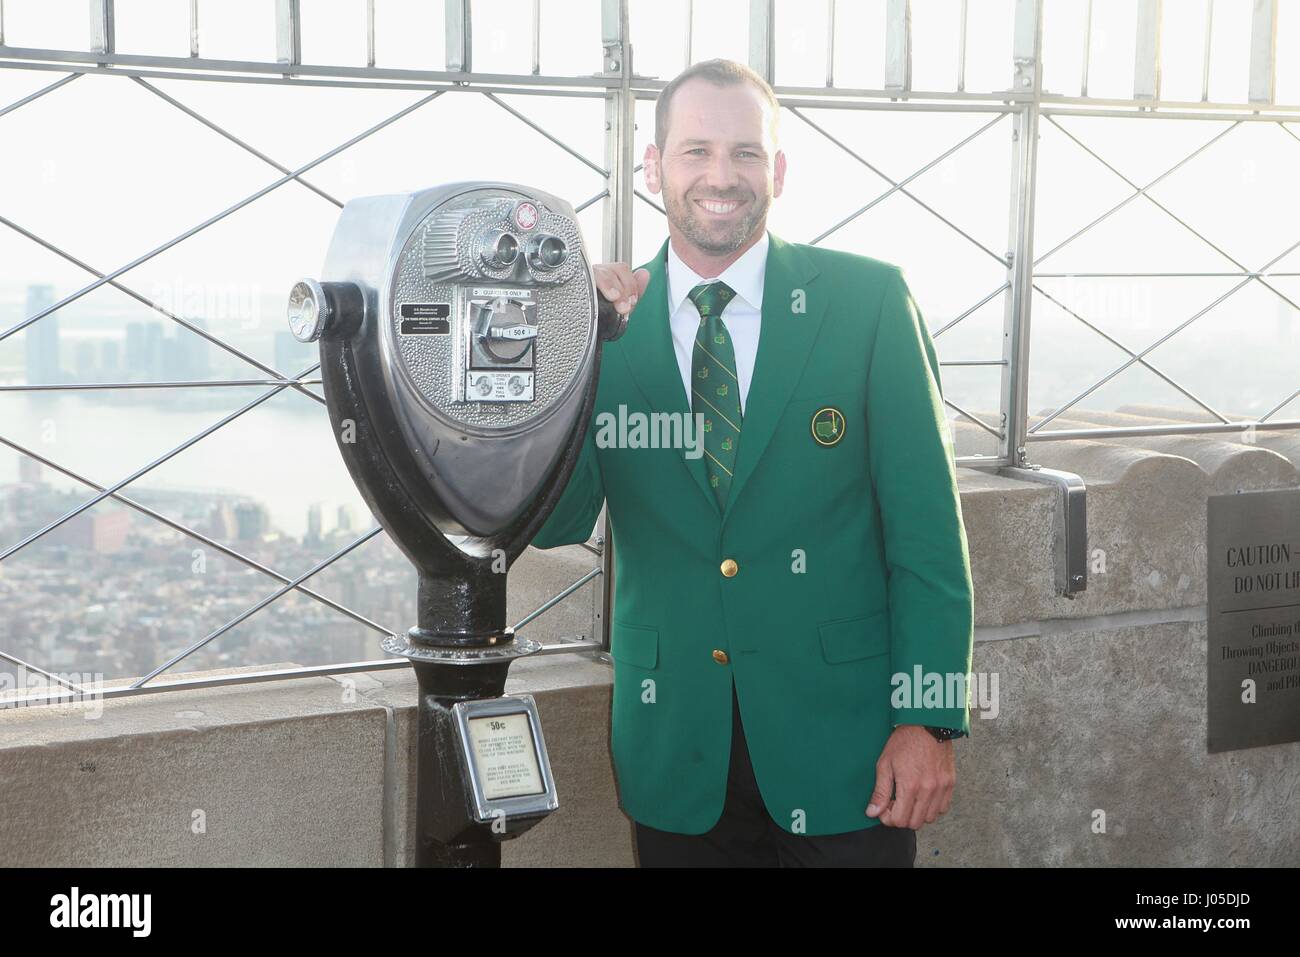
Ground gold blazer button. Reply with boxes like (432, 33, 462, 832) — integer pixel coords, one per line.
(720, 558, 739, 577)
(712, 649, 730, 665)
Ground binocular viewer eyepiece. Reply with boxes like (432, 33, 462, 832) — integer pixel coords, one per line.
(475, 229, 569, 273)
(292, 182, 617, 548)
(289, 181, 621, 648)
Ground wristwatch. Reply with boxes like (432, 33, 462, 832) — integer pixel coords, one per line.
(924, 725, 964, 742)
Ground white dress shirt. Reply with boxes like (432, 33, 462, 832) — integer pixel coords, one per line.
(666, 231, 768, 416)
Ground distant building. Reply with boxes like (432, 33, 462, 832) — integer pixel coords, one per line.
(208, 502, 239, 540)
(336, 504, 354, 534)
(161, 336, 184, 381)
(233, 501, 270, 541)
(125, 322, 163, 380)
(306, 502, 322, 542)
(175, 318, 212, 380)
(73, 340, 98, 381)
(24, 285, 60, 383)
(47, 510, 131, 553)
(100, 338, 120, 378)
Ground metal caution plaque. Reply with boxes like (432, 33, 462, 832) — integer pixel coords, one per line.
(1206, 488, 1300, 753)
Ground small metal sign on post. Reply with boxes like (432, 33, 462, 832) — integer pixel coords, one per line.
(1206, 487, 1300, 753)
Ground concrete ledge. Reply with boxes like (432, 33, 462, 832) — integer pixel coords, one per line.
(1031, 409, 1300, 492)
(954, 465, 1059, 628)
(0, 657, 629, 868)
(330, 653, 630, 867)
(0, 665, 388, 867)
(1117, 403, 1300, 470)
(508, 543, 602, 646)
(956, 410, 1300, 627)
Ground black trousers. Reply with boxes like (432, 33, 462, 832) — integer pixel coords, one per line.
(633, 681, 917, 867)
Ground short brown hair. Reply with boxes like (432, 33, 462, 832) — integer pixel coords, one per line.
(654, 58, 781, 152)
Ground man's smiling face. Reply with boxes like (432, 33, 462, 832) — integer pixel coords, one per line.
(647, 77, 786, 261)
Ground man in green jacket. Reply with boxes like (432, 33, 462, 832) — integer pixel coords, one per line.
(531, 58, 975, 867)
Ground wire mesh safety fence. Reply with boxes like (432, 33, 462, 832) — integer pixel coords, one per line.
(0, 0, 1297, 701)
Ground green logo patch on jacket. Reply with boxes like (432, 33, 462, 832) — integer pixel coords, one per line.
(811, 406, 846, 447)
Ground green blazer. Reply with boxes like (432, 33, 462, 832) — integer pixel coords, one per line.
(531, 232, 974, 836)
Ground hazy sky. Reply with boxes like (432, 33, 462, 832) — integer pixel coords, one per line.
(1, 0, 1297, 441)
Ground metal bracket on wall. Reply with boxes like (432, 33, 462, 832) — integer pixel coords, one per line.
(996, 465, 1088, 599)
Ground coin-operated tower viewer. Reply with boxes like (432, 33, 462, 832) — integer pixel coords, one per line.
(288, 182, 626, 867)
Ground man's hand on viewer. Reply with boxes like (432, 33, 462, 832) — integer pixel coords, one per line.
(595, 263, 651, 316)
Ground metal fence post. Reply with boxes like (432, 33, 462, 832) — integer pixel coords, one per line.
(276, 0, 301, 70)
(885, 0, 911, 96)
(598, 0, 633, 653)
(1249, 0, 1278, 105)
(1001, 0, 1042, 468)
(90, 0, 115, 58)
(1134, 0, 1162, 102)
(749, 0, 775, 84)
(447, 0, 472, 74)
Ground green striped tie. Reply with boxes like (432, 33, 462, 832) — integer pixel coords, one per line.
(688, 280, 741, 507)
